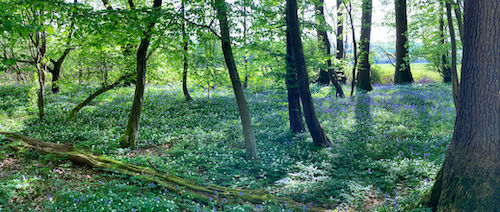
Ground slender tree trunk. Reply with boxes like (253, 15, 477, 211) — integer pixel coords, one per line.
(181, 0, 192, 101)
(452, 0, 464, 41)
(345, 0, 358, 96)
(357, 0, 373, 91)
(215, 0, 258, 160)
(420, 2, 500, 210)
(120, 0, 162, 149)
(285, 23, 305, 133)
(446, 0, 459, 109)
(287, 0, 331, 147)
(394, 0, 413, 84)
(336, 0, 345, 85)
(439, 1, 452, 83)
(69, 72, 136, 120)
(314, 0, 345, 97)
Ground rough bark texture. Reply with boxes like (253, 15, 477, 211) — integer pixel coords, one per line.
(445, 0, 459, 110)
(287, 0, 331, 147)
(181, 0, 192, 101)
(420, 1, 500, 211)
(394, 0, 414, 84)
(120, 0, 162, 149)
(0, 132, 325, 212)
(215, 0, 258, 160)
(68, 72, 136, 120)
(314, 0, 345, 97)
(285, 26, 305, 134)
(357, 0, 373, 91)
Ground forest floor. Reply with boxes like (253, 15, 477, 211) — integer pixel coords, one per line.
(0, 83, 453, 211)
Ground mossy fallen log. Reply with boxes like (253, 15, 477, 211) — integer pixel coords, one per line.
(0, 132, 325, 211)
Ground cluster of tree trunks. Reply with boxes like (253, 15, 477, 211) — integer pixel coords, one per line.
(286, 0, 331, 147)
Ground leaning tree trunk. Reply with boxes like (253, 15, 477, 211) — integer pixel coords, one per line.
(419, 1, 500, 211)
(285, 25, 305, 134)
(357, 0, 373, 91)
(314, 0, 345, 97)
(120, 0, 162, 149)
(445, 0, 459, 109)
(394, 0, 414, 84)
(215, 0, 258, 160)
(287, 0, 331, 147)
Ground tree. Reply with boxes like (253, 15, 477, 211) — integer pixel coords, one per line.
(445, 0, 459, 108)
(181, 0, 192, 101)
(286, 0, 331, 147)
(314, 0, 345, 97)
(214, 0, 258, 160)
(336, 0, 344, 72)
(119, 0, 162, 149)
(285, 18, 305, 134)
(357, 0, 373, 91)
(420, 1, 500, 210)
(393, 0, 413, 84)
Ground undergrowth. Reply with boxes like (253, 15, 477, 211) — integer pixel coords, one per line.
(0, 83, 454, 211)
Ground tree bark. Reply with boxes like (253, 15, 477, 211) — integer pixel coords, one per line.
(285, 24, 305, 134)
(215, 0, 258, 160)
(394, 0, 413, 84)
(286, 0, 331, 147)
(181, 0, 192, 101)
(452, 0, 464, 42)
(120, 0, 162, 149)
(357, 0, 373, 91)
(445, 0, 459, 110)
(420, 2, 500, 210)
(314, 0, 345, 97)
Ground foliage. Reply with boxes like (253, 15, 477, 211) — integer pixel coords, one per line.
(1, 82, 453, 211)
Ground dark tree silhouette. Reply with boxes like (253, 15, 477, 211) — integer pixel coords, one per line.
(394, 0, 413, 84)
(286, 0, 331, 147)
(357, 0, 373, 91)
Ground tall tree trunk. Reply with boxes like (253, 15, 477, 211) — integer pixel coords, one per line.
(446, 0, 459, 109)
(215, 0, 258, 160)
(285, 23, 305, 133)
(420, 1, 500, 210)
(394, 0, 414, 84)
(439, 1, 452, 83)
(119, 0, 162, 149)
(314, 0, 345, 97)
(345, 0, 358, 96)
(181, 0, 192, 101)
(357, 0, 373, 91)
(336, 0, 344, 61)
(336, 0, 345, 85)
(286, 0, 331, 147)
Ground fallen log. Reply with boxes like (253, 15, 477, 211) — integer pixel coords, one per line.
(0, 132, 325, 211)
(68, 72, 136, 120)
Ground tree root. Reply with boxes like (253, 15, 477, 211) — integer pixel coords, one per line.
(0, 132, 325, 211)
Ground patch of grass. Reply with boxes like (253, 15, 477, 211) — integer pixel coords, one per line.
(0, 82, 454, 211)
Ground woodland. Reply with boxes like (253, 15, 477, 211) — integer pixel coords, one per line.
(1, 0, 499, 211)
